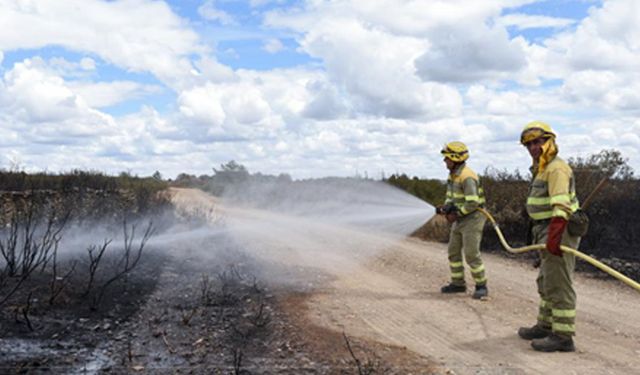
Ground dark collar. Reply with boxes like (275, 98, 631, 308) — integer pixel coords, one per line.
(451, 162, 466, 177)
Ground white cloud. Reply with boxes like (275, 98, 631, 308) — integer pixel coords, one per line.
(198, 0, 236, 25)
(0, 58, 115, 138)
(178, 84, 227, 130)
(264, 1, 540, 116)
(79, 57, 96, 71)
(274, 140, 288, 151)
(194, 56, 237, 83)
(250, 0, 286, 7)
(222, 48, 240, 60)
(224, 85, 272, 125)
(487, 91, 528, 115)
(562, 69, 640, 110)
(415, 25, 526, 83)
(70, 80, 163, 108)
(301, 79, 348, 120)
(265, 1, 530, 84)
(237, 68, 322, 120)
(47, 57, 93, 78)
(465, 85, 531, 117)
(274, 0, 532, 37)
(529, 0, 640, 112)
(544, 0, 640, 72)
(563, 70, 618, 102)
(3, 58, 82, 123)
(0, 124, 21, 147)
(1, 0, 640, 179)
(263, 38, 284, 54)
(268, 11, 462, 118)
(0, 0, 204, 89)
(516, 40, 562, 84)
(176, 78, 282, 142)
(3, 55, 161, 110)
(124, 106, 176, 138)
(498, 13, 575, 30)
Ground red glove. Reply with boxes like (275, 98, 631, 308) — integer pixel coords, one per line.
(546, 217, 568, 256)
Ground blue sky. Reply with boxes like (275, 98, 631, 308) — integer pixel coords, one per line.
(0, 0, 638, 179)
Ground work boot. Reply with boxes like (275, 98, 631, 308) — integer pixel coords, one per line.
(518, 324, 551, 340)
(472, 285, 488, 299)
(531, 333, 575, 352)
(440, 283, 466, 293)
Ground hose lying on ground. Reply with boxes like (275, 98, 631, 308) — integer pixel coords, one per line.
(477, 208, 640, 293)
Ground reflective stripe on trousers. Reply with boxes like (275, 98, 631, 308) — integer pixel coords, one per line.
(532, 221, 580, 336)
(447, 210, 487, 286)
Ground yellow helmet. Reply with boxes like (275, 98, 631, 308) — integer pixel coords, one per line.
(520, 121, 556, 145)
(441, 141, 469, 162)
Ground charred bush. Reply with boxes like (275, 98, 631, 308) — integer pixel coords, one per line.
(481, 167, 530, 249)
(0, 168, 169, 338)
(0, 169, 167, 195)
(398, 149, 639, 273)
(481, 150, 639, 266)
(0, 170, 170, 227)
(85, 221, 155, 311)
(343, 332, 385, 375)
(0, 197, 69, 307)
(186, 265, 275, 370)
(386, 174, 446, 206)
(82, 240, 112, 297)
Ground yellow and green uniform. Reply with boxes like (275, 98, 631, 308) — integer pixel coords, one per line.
(445, 163, 487, 287)
(527, 156, 580, 337)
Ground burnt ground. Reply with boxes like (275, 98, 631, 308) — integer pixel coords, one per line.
(0, 232, 436, 374)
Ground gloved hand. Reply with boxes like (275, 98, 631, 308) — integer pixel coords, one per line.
(445, 212, 458, 223)
(437, 204, 455, 215)
(546, 217, 568, 256)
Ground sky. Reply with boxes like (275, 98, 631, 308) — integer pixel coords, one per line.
(1, 0, 639, 180)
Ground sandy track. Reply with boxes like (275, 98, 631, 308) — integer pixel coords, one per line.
(170, 187, 640, 374)
(307, 238, 640, 374)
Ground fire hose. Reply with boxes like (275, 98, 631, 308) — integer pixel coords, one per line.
(476, 207, 640, 293)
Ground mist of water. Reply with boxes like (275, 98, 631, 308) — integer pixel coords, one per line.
(41, 179, 434, 290)
(220, 178, 434, 235)
(198, 179, 436, 283)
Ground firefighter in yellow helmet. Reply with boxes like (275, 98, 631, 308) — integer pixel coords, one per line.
(436, 142, 488, 299)
(518, 121, 581, 352)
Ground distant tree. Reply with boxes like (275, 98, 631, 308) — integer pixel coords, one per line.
(215, 160, 248, 174)
(568, 149, 634, 180)
(119, 170, 132, 179)
(152, 171, 163, 181)
(277, 173, 292, 183)
(174, 173, 198, 187)
(204, 160, 251, 195)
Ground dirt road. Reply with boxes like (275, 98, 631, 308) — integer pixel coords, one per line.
(170, 188, 640, 374)
(307, 239, 640, 375)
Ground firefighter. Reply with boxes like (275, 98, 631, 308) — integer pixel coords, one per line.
(517, 121, 580, 352)
(437, 142, 488, 299)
